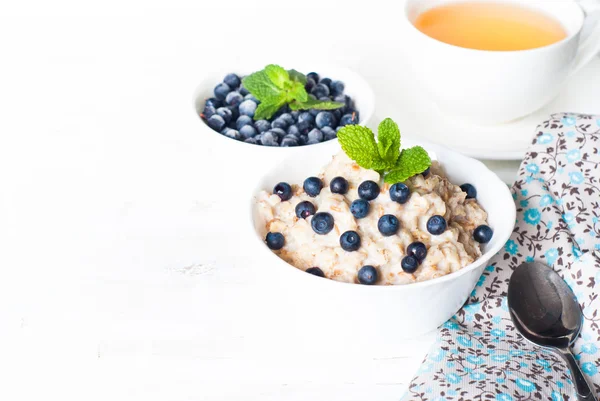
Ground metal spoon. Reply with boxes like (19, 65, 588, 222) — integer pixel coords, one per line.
(507, 261, 597, 401)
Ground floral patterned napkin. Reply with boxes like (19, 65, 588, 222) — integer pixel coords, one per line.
(403, 113, 600, 401)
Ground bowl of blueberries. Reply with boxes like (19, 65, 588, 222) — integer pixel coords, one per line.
(193, 63, 374, 149)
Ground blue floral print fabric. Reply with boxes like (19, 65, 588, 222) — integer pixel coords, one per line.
(403, 113, 600, 401)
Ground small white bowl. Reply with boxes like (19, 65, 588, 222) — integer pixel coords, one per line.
(192, 64, 374, 180)
(249, 140, 515, 339)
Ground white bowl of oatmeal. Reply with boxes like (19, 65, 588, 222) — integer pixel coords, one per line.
(249, 140, 515, 336)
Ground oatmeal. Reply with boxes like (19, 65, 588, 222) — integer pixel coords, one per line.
(256, 151, 490, 285)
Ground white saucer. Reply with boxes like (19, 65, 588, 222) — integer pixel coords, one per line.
(376, 57, 600, 161)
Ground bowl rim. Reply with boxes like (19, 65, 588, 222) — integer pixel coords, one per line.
(248, 138, 516, 291)
(192, 63, 375, 151)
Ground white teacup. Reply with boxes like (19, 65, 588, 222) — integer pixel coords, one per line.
(403, 0, 600, 125)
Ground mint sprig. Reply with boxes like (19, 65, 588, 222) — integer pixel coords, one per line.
(337, 118, 432, 184)
(242, 64, 344, 120)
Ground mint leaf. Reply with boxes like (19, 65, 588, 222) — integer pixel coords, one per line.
(264, 64, 289, 88)
(292, 97, 344, 111)
(243, 64, 344, 119)
(242, 71, 282, 101)
(254, 95, 286, 120)
(288, 81, 308, 102)
(377, 118, 401, 165)
(287, 69, 307, 85)
(337, 125, 383, 170)
(384, 146, 431, 184)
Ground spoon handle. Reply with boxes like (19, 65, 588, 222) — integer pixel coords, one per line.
(559, 348, 598, 401)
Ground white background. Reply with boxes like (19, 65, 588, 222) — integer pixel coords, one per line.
(1, 1, 597, 400)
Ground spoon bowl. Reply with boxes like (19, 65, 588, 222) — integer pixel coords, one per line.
(508, 262, 597, 401)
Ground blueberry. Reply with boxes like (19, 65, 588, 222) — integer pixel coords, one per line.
(263, 130, 279, 142)
(330, 177, 349, 194)
(291, 111, 300, 120)
(297, 120, 312, 135)
(239, 125, 257, 139)
(227, 105, 239, 121)
(225, 91, 243, 107)
(298, 112, 315, 125)
(357, 265, 378, 285)
(222, 129, 241, 140)
(239, 85, 250, 96)
(239, 100, 257, 117)
(295, 201, 316, 219)
(332, 109, 342, 121)
(271, 118, 288, 130)
(406, 241, 427, 262)
(421, 167, 431, 177)
(306, 139, 320, 145)
(350, 199, 369, 219)
(427, 215, 447, 235)
(306, 267, 325, 277)
(389, 183, 410, 204)
(206, 114, 225, 131)
(280, 113, 295, 126)
(358, 180, 380, 200)
(298, 135, 308, 145)
(202, 104, 216, 118)
(214, 82, 231, 100)
(311, 212, 334, 235)
(266, 232, 285, 250)
(287, 124, 300, 137)
(378, 214, 400, 236)
(244, 93, 259, 103)
(205, 97, 222, 108)
(473, 225, 493, 243)
(305, 78, 316, 92)
(401, 256, 419, 273)
(460, 183, 477, 199)
(273, 105, 290, 118)
(216, 107, 232, 123)
(281, 137, 299, 147)
(311, 83, 330, 98)
(307, 128, 323, 142)
(309, 108, 320, 117)
(262, 138, 279, 147)
(315, 111, 335, 129)
(334, 94, 348, 105)
(323, 133, 337, 142)
(321, 126, 335, 136)
(254, 119, 271, 133)
(306, 72, 319, 82)
(223, 73, 241, 88)
(262, 131, 280, 146)
(330, 80, 345, 96)
(270, 127, 286, 138)
(319, 77, 332, 88)
(339, 113, 359, 126)
(244, 137, 257, 144)
(273, 182, 293, 201)
(303, 177, 323, 197)
(340, 230, 361, 252)
(236, 115, 253, 130)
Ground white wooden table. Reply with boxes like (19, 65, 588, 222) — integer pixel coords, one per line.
(1, 1, 595, 399)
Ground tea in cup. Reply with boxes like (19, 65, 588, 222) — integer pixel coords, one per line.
(404, 0, 600, 124)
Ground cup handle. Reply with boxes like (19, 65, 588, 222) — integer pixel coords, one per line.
(571, 0, 600, 75)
